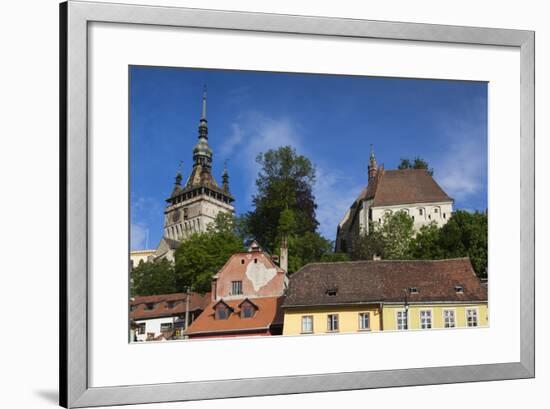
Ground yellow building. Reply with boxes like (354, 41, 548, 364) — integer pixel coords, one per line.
(282, 258, 488, 335)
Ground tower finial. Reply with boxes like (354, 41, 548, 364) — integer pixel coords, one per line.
(222, 160, 229, 191)
(201, 85, 207, 120)
(368, 144, 378, 182)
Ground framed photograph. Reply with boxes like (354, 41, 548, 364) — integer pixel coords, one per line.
(60, 1, 534, 407)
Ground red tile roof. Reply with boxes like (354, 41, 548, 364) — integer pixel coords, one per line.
(186, 296, 285, 336)
(284, 258, 487, 307)
(370, 169, 452, 207)
(130, 292, 211, 320)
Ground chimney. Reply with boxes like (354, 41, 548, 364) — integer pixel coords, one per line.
(280, 236, 288, 272)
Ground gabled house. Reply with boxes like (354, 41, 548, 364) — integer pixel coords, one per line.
(186, 241, 287, 338)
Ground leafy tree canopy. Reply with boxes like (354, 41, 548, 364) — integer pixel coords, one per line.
(174, 213, 245, 294)
(398, 157, 434, 175)
(352, 211, 415, 260)
(351, 209, 488, 278)
(246, 146, 318, 251)
(131, 258, 176, 296)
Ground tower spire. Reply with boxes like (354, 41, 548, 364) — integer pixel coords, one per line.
(222, 160, 230, 192)
(368, 144, 378, 182)
(201, 85, 207, 120)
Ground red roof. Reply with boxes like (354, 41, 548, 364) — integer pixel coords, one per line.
(186, 296, 285, 336)
(370, 169, 452, 207)
(284, 258, 487, 307)
(130, 292, 211, 320)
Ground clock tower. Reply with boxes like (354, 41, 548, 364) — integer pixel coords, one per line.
(162, 88, 235, 242)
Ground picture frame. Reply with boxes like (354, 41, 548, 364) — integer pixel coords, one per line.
(60, 1, 534, 407)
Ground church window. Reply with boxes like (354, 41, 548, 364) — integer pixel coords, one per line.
(254, 258, 258, 264)
(419, 208, 424, 216)
(241, 259, 245, 264)
(412, 216, 415, 221)
(434, 208, 439, 213)
(443, 213, 447, 219)
(428, 215, 431, 220)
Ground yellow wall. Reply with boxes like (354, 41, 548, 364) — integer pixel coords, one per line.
(382, 303, 488, 330)
(283, 305, 382, 335)
(283, 303, 488, 335)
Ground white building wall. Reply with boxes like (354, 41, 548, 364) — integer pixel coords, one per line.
(133, 317, 176, 342)
(369, 201, 453, 231)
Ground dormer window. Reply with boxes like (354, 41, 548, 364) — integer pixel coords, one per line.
(145, 303, 155, 310)
(238, 299, 258, 319)
(454, 285, 464, 293)
(214, 300, 233, 320)
(166, 301, 175, 309)
(217, 306, 229, 320)
(326, 288, 338, 297)
(242, 306, 254, 318)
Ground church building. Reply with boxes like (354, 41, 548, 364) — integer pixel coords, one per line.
(154, 89, 235, 260)
(335, 147, 454, 253)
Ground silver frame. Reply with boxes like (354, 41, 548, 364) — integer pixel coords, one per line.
(60, 1, 535, 407)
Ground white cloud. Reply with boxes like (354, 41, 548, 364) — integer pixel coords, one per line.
(130, 222, 148, 250)
(221, 111, 362, 241)
(130, 196, 162, 250)
(220, 112, 303, 204)
(433, 115, 487, 203)
(313, 166, 364, 242)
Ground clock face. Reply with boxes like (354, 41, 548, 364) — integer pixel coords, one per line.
(172, 209, 181, 223)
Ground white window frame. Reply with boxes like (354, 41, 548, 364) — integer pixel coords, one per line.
(327, 314, 339, 332)
(420, 309, 432, 329)
(443, 308, 456, 328)
(396, 309, 408, 330)
(358, 312, 370, 330)
(301, 315, 313, 334)
(466, 307, 479, 327)
(231, 280, 243, 295)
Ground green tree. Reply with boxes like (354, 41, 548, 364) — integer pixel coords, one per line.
(246, 146, 318, 250)
(409, 222, 444, 259)
(131, 258, 176, 296)
(174, 213, 244, 293)
(438, 210, 488, 277)
(351, 211, 415, 260)
(398, 156, 434, 175)
(284, 231, 334, 273)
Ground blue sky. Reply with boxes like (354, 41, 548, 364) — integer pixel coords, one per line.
(130, 66, 487, 250)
